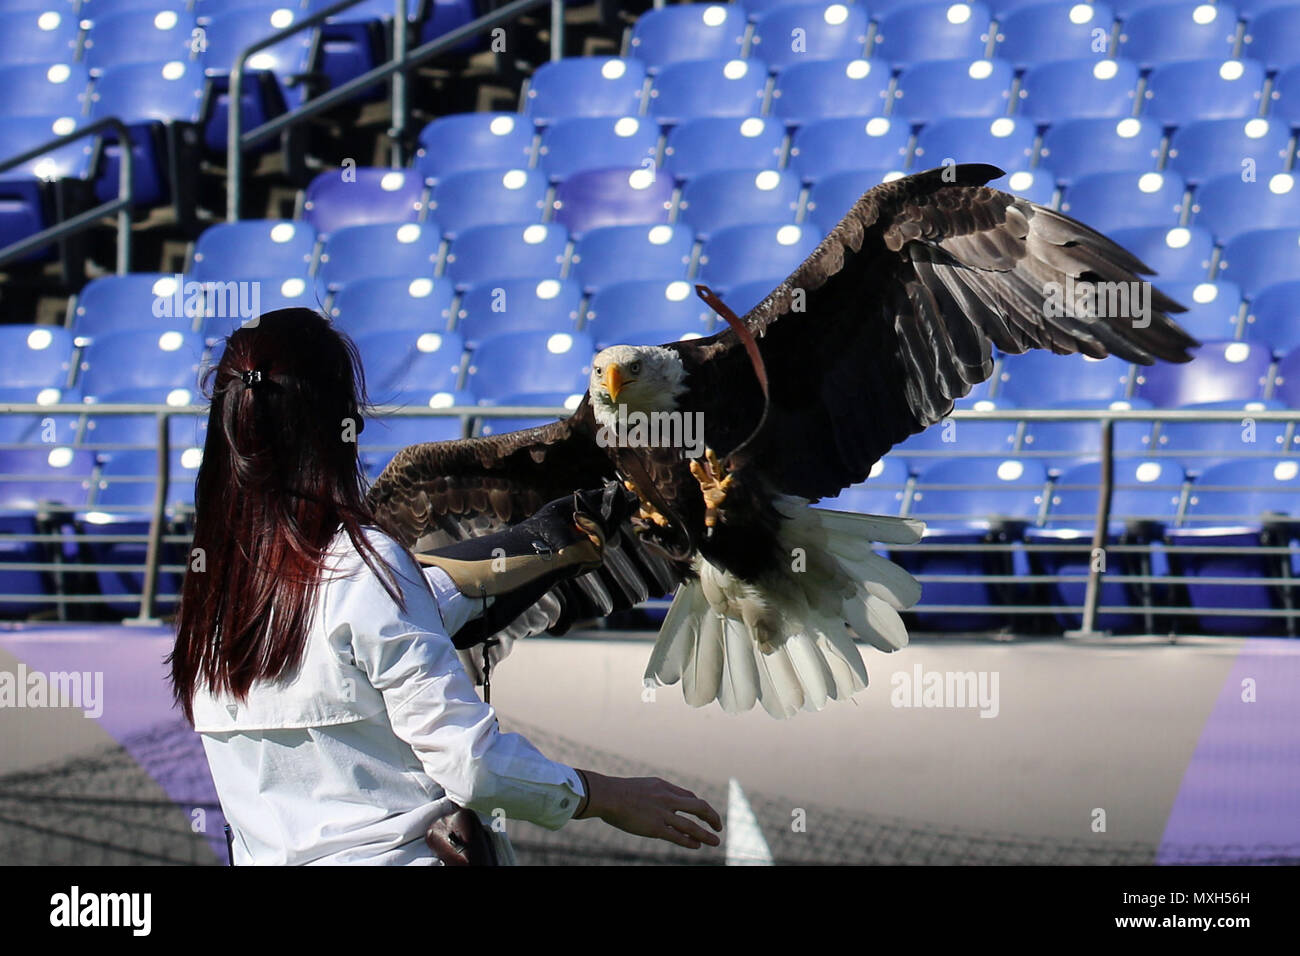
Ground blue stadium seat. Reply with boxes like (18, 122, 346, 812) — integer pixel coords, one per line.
(0, 325, 77, 446)
(476, 391, 581, 437)
(1109, 225, 1213, 281)
(994, 1, 1116, 67)
(360, 395, 467, 479)
(465, 331, 594, 403)
(912, 117, 1035, 171)
(524, 56, 647, 125)
(988, 168, 1058, 204)
(872, 1, 993, 69)
(81, 7, 196, 75)
(0, 62, 87, 118)
(1154, 398, 1290, 475)
(316, 222, 441, 291)
(584, 279, 715, 350)
(806, 168, 891, 235)
(329, 277, 454, 340)
(1118, 2, 1241, 68)
(999, 351, 1134, 404)
(1039, 117, 1161, 186)
(1060, 170, 1186, 232)
(769, 58, 892, 125)
(354, 329, 465, 398)
(0, 8, 79, 65)
(1243, 280, 1300, 355)
(1166, 457, 1300, 635)
(627, 3, 748, 72)
(812, 458, 912, 517)
(1169, 117, 1292, 188)
(0, 115, 93, 255)
(442, 222, 567, 290)
(301, 167, 425, 237)
(455, 278, 583, 349)
(1241, 3, 1300, 71)
(1017, 57, 1140, 121)
(550, 166, 675, 238)
(663, 117, 786, 182)
(1135, 339, 1273, 406)
(71, 274, 198, 344)
(1276, 346, 1300, 406)
(697, 222, 820, 290)
(748, 2, 869, 72)
(1141, 58, 1265, 123)
(646, 57, 768, 126)
(1017, 398, 1155, 475)
(414, 113, 536, 183)
(201, 277, 321, 343)
(77, 329, 205, 400)
(677, 168, 802, 239)
(0, 447, 95, 510)
(426, 167, 547, 239)
(569, 223, 694, 292)
(1272, 64, 1300, 127)
(892, 57, 1014, 122)
(894, 397, 1021, 464)
(79, 386, 207, 463)
(537, 115, 661, 183)
(789, 116, 911, 182)
(1231, 0, 1300, 18)
(1156, 280, 1243, 341)
(1193, 172, 1300, 244)
(190, 219, 317, 282)
(718, 278, 782, 315)
(1216, 227, 1300, 297)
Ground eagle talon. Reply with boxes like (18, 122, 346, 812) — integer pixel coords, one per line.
(624, 479, 670, 527)
(690, 448, 734, 529)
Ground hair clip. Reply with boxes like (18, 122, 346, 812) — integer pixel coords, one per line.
(240, 369, 264, 387)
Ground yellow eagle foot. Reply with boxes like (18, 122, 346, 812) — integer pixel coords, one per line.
(624, 479, 670, 528)
(690, 448, 734, 529)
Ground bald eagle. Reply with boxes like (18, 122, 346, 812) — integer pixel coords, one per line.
(366, 164, 1197, 719)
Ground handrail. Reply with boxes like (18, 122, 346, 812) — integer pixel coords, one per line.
(228, 0, 562, 219)
(0, 117, 135, 274)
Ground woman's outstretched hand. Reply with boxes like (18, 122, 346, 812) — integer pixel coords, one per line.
(573, 769, 723, 850)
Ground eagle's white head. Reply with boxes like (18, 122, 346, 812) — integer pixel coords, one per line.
(589, 344, 688, 431)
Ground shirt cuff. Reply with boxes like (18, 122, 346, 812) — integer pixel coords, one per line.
(422, 564, 491, 637)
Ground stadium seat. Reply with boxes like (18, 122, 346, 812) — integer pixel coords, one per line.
(894, 397, 1022, 464)
(697, 222, 820, 290)
(0, 325, 74, 396)
(718, 278, 783, 315)
(1271, 64, 1300, 126)
(360, 392, 468, 474)
(583, 279, 715, 350)
(550, 166, 675, 238)
(537, 116, 661, 183)
(301, 167, 425, 237)
(769, 58, 892, 125)
(1216, 227, 1300, 298)
(315, 222, 441, 291)
(748, 2, 869, 72)
(442, 222, 568, 290)
(190, 220, 317, 282)
(464, 331, 594, 403)
(77, 329, 205, 400)
(891, 58, 1014, 122)
(329, 277, 455, 340)
(569, 223, 694, 292)
(999, 351, 1135, 404)
(79, 385, 206, 463)
(872, 1, 993, 69)
(71, 274, 199, 344)
(1243, 280, 1300, 355)
(200, 277, 321, 342)
(1134, 340, 1273, 406)
(455, 278, 583, 349)
(806, 168, 891, 236)
(646, 57, 768, 127)
(354, 329, 465, 398)
(414, 113, 536, 183)
(677, 168, 801, 239)
(994, 1, 1116, 68)
(0, 8, 79, 66)
(1153, 399, 1290, 475)
(1017, 57, 1140, 121)
(786, 116, 908, 183)
(476, 391, 581, 437)
(812, 458, 912, 517)
(1276, 346, 1300, 406)
(0, 447, 95, 510)
(1059, 170, 1186, 232)
(1166, 458, 1300, 635)
(1039, 117, 1161, 186)
(1241, 2, 1300, 71)
(663, 117, 786, 182)
(1141, 59, 1265, 123)
(1192, 172, 1300, 245)
(1117, 2, 1241, 68)
(426, 167, 547, 239)
(0, 114, 93, 257)
(0, 62, 88, 119)
(1109, 225, 1213, 281)
(1155, 280, 1243, 342)
(627, 3, 748, 72)
(912, 117, 1035, 171)
(1017, 398, 1155, 475)
(988, 168, 1058, 204)
(81, 7, 196, 75)
(524, 56, 647, 125)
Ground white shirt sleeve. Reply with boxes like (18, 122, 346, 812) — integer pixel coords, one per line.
(331, 531, 587, 831)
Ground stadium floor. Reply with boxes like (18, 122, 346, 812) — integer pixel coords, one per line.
(1, 623, 1296, 865)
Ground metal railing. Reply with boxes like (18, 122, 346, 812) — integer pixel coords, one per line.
(0, 117, 135, 274)
(2, 403, 1299, 635)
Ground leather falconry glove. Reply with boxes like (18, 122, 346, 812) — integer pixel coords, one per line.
(415, 480, 637, 650)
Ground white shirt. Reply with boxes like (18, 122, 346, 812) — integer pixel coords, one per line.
(192, 526, 587, 865)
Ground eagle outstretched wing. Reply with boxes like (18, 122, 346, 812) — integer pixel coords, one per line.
(674, 163, 1200, 501)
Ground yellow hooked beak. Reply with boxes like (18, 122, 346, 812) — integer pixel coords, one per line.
(603, 363, 627, 402)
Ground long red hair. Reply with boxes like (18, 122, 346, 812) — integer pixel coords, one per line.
(170, 308, 405, 722)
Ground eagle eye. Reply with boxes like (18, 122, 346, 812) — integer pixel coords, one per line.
(629, 361, 641, 373)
